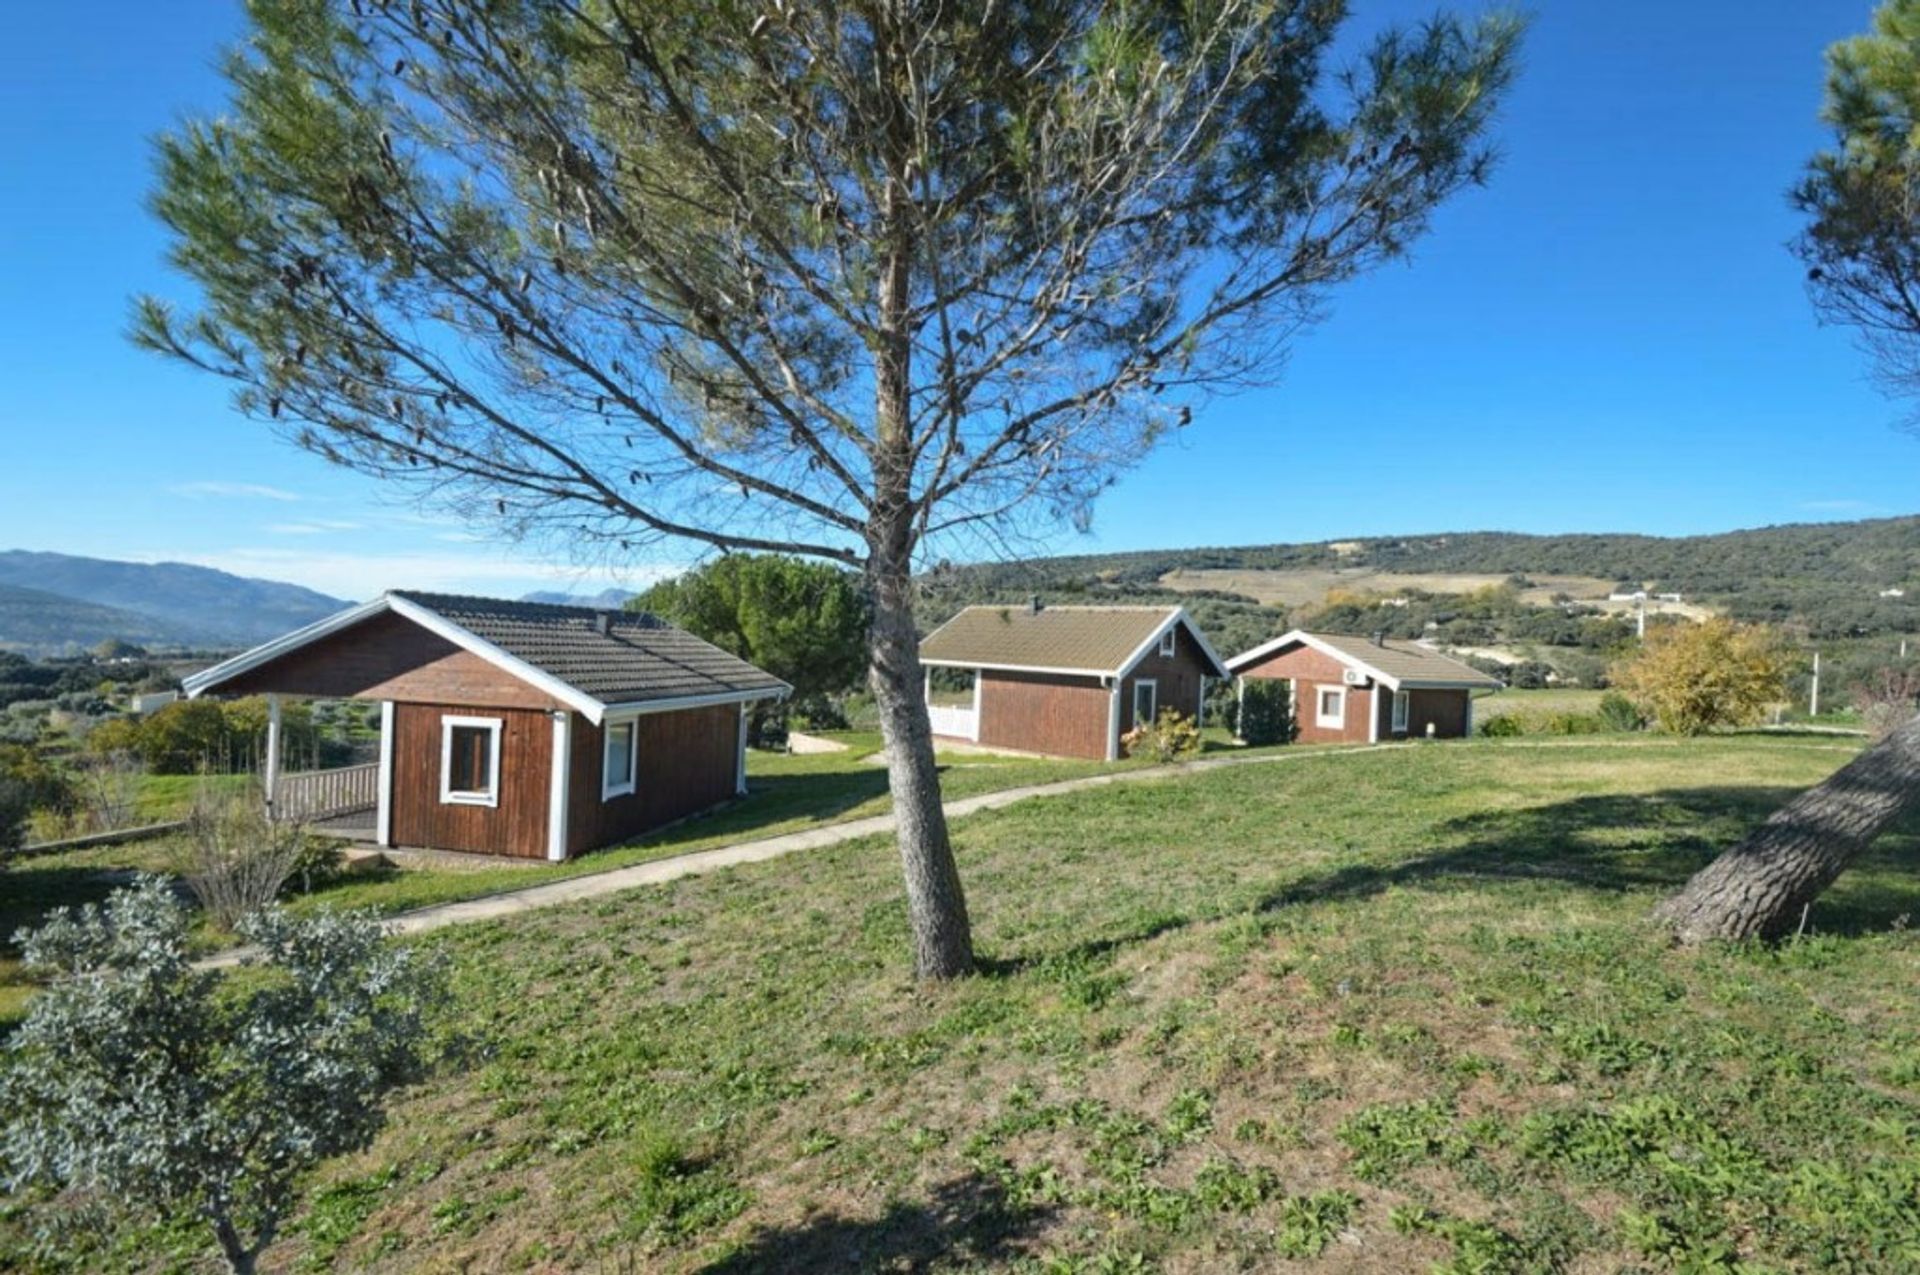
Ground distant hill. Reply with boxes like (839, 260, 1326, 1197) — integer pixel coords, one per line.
(934, 516, 1920, 644)
(520, 588, 636, 609)
(0, 551, 348, 655)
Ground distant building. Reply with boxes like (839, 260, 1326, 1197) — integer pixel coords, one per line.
(131, 690, 180, 715)
(1225, 631, 1501, 744)
(1881, 587, 1906, 599)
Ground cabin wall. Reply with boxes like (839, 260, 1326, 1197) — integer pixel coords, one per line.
(1402, 688, 1470, 739)
(566, 704, 741, 855)
(215, 610, 560, 710)
(1235, 644, 1376, 744)
(977, 670, 1112, 760)
(388, 702, 553, 857)
(1119, 628, 1213, 739)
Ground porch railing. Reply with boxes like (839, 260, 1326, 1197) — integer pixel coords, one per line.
(927, 703, 979, 742)
(272, 762, 379, 822)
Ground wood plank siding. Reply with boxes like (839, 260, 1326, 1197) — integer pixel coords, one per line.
(566, 704, 741, 855)
(1119, 628, 1213, 737)
(976, 670, 1112, 760)
(389, 702, 554, 857)
(1236, 642, 1475, 742)
(214, 611, 561, 710)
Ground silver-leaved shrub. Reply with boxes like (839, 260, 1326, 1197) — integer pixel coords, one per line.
(0, 876, 444, 1274)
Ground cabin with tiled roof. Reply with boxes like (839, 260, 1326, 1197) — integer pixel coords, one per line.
(1225, 630, 1500, 744)
(918, 601, 1228, 760)
(183, 592, 787, 860)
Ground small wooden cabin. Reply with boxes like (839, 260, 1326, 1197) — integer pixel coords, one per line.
(1225, 630, 1500, 744)
(183, 591, 787, 860)
(918, 603, 1228, 760)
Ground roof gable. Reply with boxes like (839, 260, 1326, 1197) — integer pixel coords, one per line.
(184, 591, 789, 723)
(1226, 629, 1501, 690)
(919, 605, 1227, 679)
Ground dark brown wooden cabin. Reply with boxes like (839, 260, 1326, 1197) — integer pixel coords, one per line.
(183, 591, 787, 860)
(918, 603, 1229, 761)
(1224, 630, 1500, 745)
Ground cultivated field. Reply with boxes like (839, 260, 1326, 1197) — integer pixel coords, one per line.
(9, 734, 1916, 1272)
(1157, 567, 1620, 609)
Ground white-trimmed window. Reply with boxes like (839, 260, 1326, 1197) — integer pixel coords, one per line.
(1316, 685, 1346, 729)
(1391, 690, 1410, 733)
(602, 717, 638, 800)
(1158, 627, 1177, 658)
(1133, 678, 1158, 727)
(440, 715, 502, 807)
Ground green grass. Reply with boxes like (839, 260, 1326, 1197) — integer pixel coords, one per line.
(1475, 688, 1606, 722)
(10, 732, 1918, 1272)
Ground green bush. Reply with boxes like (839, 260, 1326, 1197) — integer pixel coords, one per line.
(1597, 692, 1643, 732)
(0, 777, 29, 854)
(1122, 710, 1202, 762)
(1478, 714, 1524, 738)
(1544, 712, 1605, 735)
(1237, 679, 1295, 746)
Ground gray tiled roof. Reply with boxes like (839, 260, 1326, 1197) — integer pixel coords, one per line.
(921, 604, 1207, 675)
(393, 591, 788, 707)
(1292, 632, 1501, 688)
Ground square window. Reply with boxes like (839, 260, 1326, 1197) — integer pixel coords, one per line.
(1316, 687, 1345, 729)
(603, 718, 638, 800)
(1133, 679, 1158, 726)
(441, 717, 501, 806)
(1158, 629, 1176, 657)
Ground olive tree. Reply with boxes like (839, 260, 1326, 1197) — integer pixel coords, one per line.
(137, 0, 1521, 977)
(0, 878, 443, 1275)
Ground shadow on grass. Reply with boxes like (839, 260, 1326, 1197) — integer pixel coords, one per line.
(696, 1173, 1048, 1274)
(1255, 786, 1920, 937)
(0, 865, 149, 956)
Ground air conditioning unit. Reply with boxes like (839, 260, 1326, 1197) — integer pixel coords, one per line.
(1342, 668, 1369, 686)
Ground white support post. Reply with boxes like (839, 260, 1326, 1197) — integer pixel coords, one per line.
(375, 700, 395, 846)
(1367, 684, 1380, 744)
(264, 693, 282, 817)
(547, 711, 572, 862)
(735, 702, 750, 796)
(969, 669, 983, 743)
(1105, 677, 1121, 761)
(1464, 694, 1475, 739)
(1810, 651, 1821, 718)
(1235, 675, 1246, 741)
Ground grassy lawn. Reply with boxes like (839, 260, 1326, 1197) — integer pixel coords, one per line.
(10, 733, 1918, 1272)
(1474, 688, 1606, 723)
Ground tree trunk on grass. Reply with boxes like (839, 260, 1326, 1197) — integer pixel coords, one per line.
(1655, 712, 1920, 942)
(865, 535, 974, 980)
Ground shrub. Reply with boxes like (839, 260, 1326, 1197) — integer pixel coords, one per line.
(1610, 618, 1792, 735)
(0, 777, 29, 855)
(1544, 712, 1605, 735)
(1851, 662, 1920, 739)
(1597, 691, 1644, 732)
(0, 877, 444, 1275)
(1479, 714, 1524, 738)
(1236, 679, 1295, 746)
(72, 749, 144, 833)
(1122, 709, 1202, 762)
(181, 788, 313, 932)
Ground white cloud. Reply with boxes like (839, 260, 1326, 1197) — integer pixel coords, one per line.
(267, 520, 363, 535)
(169, 481, 302, 503)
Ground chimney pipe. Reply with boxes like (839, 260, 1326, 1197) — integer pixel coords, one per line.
(594, 610, 613, 636)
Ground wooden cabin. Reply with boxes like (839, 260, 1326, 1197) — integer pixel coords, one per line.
(183, 591, 787, 860)
(918, 603, 1228, 760)
(1225, 630, 1500, 744)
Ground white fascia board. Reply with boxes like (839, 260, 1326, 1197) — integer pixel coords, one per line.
(385, 594, 608, 722)
(919, 658, 1112, 680)
(182, 595, 392, 698)
(596, 684, 790, 718)
(1224, 629, 1401, 689)
(1114, 607, 1231, 681)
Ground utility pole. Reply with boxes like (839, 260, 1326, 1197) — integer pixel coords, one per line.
(1810, 651, 1821, 718)
(1636, 591, 1647, 640)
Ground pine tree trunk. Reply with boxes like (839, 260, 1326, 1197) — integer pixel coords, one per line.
(865, 535, 975, 979)
(1655, 712, 1920, 943)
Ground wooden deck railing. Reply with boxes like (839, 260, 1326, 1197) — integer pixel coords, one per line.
(272, 762, 378, 822)
(927, 703, 979, 742)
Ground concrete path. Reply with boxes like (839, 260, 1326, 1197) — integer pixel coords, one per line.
(198, 742, 1412, 967)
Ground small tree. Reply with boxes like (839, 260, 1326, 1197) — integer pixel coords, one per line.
(1852, 660, 1920, 738)
(1237, 679, 1296, 747)
(181, 787, 314, 931)
(1610, 618, 1791, 736)
(72, 749, 145, 834)
(0, 878, 442, 1275)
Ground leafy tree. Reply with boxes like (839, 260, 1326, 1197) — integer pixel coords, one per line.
(136, 0, 1521, 977)
(629, 554, 866, 725)
(0, 778, 29, 855)
(0, 878, 443, 1275)
(1658, 0, 1920, 942)
(1609, 618, 1790, 736)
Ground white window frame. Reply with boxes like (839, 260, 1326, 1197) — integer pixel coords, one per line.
(1316, 685, 1346, 730)
(1391, 690, 1410, 733)
(1133, 678, 1158, 727)
(601, 715, 639, 800)
(440, 714, 502, 807)
(1158, 627, 1177, 658)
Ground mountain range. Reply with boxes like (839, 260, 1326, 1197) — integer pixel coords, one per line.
(0, 551, 348, 656)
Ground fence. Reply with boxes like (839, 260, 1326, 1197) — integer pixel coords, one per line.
(272, 762, 379, 821)
(927, 703, 979, 742)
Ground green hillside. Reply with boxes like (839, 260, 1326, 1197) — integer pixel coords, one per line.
(0, 582, 206, 654)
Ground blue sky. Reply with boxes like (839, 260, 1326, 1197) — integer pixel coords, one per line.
(1, 1, 1913, 602)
